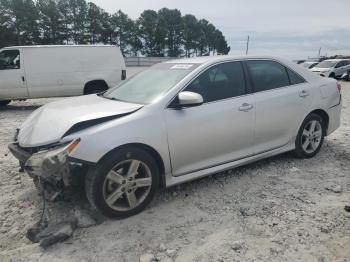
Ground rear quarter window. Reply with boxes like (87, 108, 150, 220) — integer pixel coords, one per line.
(286, 68, 306, 85)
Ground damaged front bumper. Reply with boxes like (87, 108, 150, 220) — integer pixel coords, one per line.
(8, 139, 86, 200)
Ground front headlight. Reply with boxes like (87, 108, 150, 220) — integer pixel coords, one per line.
(24, 138, 81, 178)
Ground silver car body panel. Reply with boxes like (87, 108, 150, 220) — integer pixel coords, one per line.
(15, 55, 342, 188)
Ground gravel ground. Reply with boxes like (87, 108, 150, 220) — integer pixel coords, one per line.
(0, 82, 349, 262)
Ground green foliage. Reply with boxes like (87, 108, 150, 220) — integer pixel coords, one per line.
(0, 0, 230, 56)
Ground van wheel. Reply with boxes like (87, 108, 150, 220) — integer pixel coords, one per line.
(294, 113, 325, 158)
(85, 147, 160, 218)
(84, 80, 109, 95)
(0, 100, 11, 107)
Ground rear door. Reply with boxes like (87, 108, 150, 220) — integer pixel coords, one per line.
(165, 61, 255, 176)
(246, 60, 310, 154)
(0, 49, 28, 100)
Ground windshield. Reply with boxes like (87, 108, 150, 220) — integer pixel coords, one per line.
(104, 63, 199, 104)
(316, 60, 338, 69)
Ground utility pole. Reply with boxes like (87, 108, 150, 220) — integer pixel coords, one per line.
(246, 35, 250, 55)
(318, 47, 322, 57)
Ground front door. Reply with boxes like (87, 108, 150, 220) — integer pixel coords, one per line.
(165, 61, 255, 176)
(0, 49, 28, 100)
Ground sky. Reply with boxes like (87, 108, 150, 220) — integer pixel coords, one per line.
(90, 0, 350, 59)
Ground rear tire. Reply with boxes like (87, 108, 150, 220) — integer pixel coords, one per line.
(294, 113, 325, 158)
(0, 100, 11, 107)
(85, 147, 160, 218)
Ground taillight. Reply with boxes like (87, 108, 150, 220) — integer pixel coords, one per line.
(336, 82, 341, 92)
(121, 69, 126, 80)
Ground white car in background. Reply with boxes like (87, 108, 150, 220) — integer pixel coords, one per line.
(311, 59, 350, 78)
(300, 61, 318, 69)
(0, 45, 126, 106)
(9, 56, 342, 218)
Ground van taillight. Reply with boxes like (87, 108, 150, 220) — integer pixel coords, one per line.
(336, 82, 341, 92)
(121, 70, 126, 80)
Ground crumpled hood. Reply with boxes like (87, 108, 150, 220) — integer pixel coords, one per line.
(18, 95, 142, 147)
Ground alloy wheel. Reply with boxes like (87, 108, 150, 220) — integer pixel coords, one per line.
(301, 120, 323, 154)
(102, 159, 152, 211)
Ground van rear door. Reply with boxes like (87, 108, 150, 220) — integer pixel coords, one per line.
(0, 49, 28, 100)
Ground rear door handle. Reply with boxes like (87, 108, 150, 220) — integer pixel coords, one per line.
(239, 103, 254, 112)
(299, 90, 309, 97)
(21, 76, 25, 82)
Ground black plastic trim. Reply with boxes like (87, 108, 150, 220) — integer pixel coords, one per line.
(62, 110, 138, 138)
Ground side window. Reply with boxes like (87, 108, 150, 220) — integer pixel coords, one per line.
(335, 61, 344, 68)
(246, 60, 289, 92)
(0, 50, 20, 70)
(185, 62, 246, 103)
(286, 68, 306, 85)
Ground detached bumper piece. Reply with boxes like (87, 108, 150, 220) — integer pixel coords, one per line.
(8, 143, 72, 201)
(8, 143, 31, 165)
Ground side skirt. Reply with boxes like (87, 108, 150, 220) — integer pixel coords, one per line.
(165, 141, 295, 188)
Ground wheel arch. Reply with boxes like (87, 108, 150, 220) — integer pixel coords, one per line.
(97, 143, 166, 188)
(83, 79, 109, 94)
(309, 109, 329, 134)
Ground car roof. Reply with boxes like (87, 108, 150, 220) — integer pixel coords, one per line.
(166, 55, 287, 65)
(323, 59, 349, 62)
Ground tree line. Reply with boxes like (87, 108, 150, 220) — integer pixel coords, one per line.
(0, 0, 230, 57)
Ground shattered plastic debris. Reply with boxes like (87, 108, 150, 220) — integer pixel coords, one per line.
(26, 218, 77, 248)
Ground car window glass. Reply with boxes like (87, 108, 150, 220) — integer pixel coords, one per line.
(0, 50, 20, 70)
(286, 68, 305, 85)
(335, 61, 344, 68)
(246, 60, 290, 92)
(185, 62, 246, 103)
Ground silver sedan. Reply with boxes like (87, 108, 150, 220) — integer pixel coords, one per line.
(9, 56, 342, 218)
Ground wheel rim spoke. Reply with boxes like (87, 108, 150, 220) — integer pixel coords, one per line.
(127, 160, 140, 178)
(314, 130, 322, 138)
(310, 140, 318, 150)
(134, 177, 152, 188)
(310, 120, 317, 132)
(126, 191, 138, 208)
(302, 129, 309, 137)
(302, 139, 310, 151)
(107, 170, 124, 184)
(106, 188, 124, 206)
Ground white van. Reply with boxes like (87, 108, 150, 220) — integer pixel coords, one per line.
(0, 45, 126, 106)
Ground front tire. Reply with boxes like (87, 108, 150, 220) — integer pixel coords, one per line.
(294, 114, 325, 158)
(85, 147, 160, 218)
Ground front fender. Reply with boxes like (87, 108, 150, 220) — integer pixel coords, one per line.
(66, 111, 172, 175)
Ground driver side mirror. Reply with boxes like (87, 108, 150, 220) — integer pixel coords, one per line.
(177, 91, 203, 107)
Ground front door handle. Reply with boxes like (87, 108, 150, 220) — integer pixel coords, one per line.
(239, 103, 254, 112)
(21, 76, 25, 82)
(299, 90, 309, 97)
